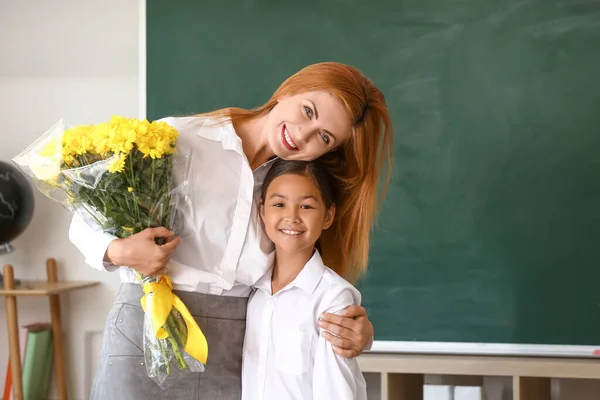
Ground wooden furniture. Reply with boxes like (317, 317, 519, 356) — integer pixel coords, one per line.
(359, 352, 600, 400)
(1, 259, 99, 400)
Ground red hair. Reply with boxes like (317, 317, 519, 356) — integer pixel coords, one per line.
(200, 62, 394, 282)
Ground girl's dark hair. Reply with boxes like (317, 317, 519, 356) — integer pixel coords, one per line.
(261, 159, 339, 255)
(261, 159, 338, 209)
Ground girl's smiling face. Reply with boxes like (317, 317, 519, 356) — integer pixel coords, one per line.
(260, 172, 335, 258)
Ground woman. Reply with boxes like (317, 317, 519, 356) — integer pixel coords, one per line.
(70, 62, 393, 399)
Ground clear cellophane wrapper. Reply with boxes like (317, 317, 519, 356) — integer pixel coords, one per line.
(13, 117, 205, 389)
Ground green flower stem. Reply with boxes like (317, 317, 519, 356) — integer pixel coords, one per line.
(158, 338, 170, 375)
(151, 159, 155, 192)
(172, 309, 187, 338)
(127, 154, 141, 222)
(136, 277, 188, 373)
(153, 341, 162, 375)
(166, 314, 183, 348)
(165, 316, 187, 370)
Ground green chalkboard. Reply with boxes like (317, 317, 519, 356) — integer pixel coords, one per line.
(147, 0, 600, 346)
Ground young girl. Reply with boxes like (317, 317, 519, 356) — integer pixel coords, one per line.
(242, 158, 367, 400)
(71, 62, 392, 399)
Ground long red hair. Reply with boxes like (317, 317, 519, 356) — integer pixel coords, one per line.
(199, 62, 394, 282)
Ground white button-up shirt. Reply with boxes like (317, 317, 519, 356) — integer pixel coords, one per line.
(68, 116, 275, 296)
(242, 250, 367, 400)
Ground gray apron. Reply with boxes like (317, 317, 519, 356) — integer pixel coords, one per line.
(91, 283, 248, 400)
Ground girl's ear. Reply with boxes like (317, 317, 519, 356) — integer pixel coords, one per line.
(259, 200, 265, 223)
(323, 204, 336, 230)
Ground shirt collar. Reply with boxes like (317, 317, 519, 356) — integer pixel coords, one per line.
(293, 250, 326, 294)
(254, 250, 326, 295)
(195, 118, 280, 171)
(193, 117, 243, 154)
(254, 252, 275, 293)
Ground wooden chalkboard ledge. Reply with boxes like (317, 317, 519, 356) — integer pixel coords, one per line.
(359, 352, 600, 400)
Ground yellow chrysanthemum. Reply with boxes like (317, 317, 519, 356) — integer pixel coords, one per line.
(31, 160, 61, 181)
(108, 153, 127, 173)
(136, 120, 178, 159)
(62, 124, 95, 157)
(107, 118, 136, 155)
(39, 138, 61, 158)
(91, 123, 111, 155)
(63, 153, 75, 166)
(55, 116, 178, 168)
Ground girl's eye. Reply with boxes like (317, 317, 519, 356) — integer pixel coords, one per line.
(304, 106, 313, 118)
(273, 203, 284, 207)
(300, 204, 314, 210)
(320, 132, 330, 144)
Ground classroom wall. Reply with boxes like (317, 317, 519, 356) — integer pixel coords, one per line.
(0, 1, 138, 399)
(0, 1, 598, 399)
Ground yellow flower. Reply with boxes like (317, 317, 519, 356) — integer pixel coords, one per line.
(31, 162, 61, 181)
(63, 125, 95, 156)
(39, 139, 60, 158)
(91, 123, 111, 155)
(136, 120, 178, 158)
(63, 153, 75, 166)
(51, 116, 179, 172)
(108, 153, 127, 173)
(128, 187, 134, 192)
(107, 118, 136, 155)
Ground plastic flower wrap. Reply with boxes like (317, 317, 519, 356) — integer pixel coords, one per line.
(12, 116, 208, 389)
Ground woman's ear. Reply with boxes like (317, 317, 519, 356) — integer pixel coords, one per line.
(323, 205, 336, 230)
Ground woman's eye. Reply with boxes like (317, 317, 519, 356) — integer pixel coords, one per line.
(304, 106, 313, 118)
(320, 132, 330, 144)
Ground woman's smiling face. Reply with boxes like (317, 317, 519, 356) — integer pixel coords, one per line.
(264, 90, 352, 161)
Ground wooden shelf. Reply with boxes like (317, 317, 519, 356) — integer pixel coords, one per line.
(0, 280, 98, 296)
(359, 352, 600, 379)
(358, 352, 600, 400)
(2, 259, 100, 400)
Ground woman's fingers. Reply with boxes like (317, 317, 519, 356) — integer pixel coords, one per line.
(337, 304, 367, 318)
(104, 227, 181, 276)
(332, 344, 360, 359)
(160, 235, 181, 253)
(318, 318, 360, 342)
(144, 226, 175, 240)
(320, 330, 361, 358)
(321, 330, 357, 349)
(319, 308, 373, 357)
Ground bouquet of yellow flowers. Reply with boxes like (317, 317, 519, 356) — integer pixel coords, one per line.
(12, 116, 208, 389)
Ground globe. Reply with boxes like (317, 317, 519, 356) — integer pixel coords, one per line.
(0, 160, 35, 253)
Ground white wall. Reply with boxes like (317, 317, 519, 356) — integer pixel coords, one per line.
(1, 1, 599, 399)
(0, 1, 137, 399)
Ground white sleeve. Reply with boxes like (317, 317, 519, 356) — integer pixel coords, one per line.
(313, 287, 367, 400)
(68, 212, 119, 272)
